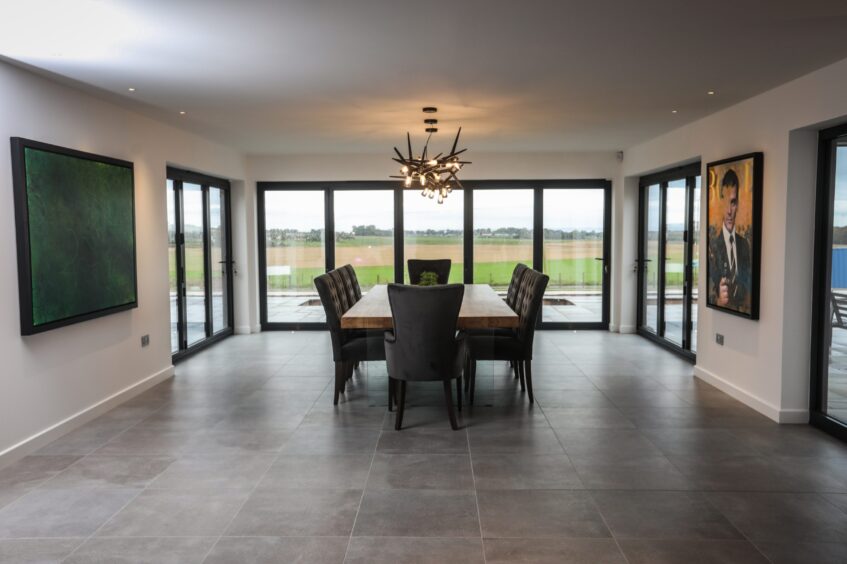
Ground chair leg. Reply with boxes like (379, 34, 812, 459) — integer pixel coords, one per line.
(464, 356, 471, 393)
(388, 378, 395, 412)
(443, 380, 459, 430)
(333, 362, 344, 405)
(512, 360, 519, 379)
(395, 381, 407, 431)
(525, 360, 534, 404)
(518, 361, 526, 392)
(469, 360, 477, 406)
(455, 376, 462, 412)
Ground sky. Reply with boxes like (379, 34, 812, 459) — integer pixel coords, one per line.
(834, 146, 847, 228)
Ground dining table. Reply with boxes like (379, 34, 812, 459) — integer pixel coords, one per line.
(340, 284, 519, 330)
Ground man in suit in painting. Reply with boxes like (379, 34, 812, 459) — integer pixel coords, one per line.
(709, 169, 752, 312)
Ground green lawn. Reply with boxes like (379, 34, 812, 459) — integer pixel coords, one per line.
(171, 240, 686, 291)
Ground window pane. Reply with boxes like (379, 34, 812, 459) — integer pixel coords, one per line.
(542, 189, 605, 323)
(183, 183, 206, 345)
(664, 179, 686, 345)
(335, 190, 394, 291)
(167, 180, 178, 353)
(827, 143, 847, 422)
(404, 190, 463, 284)
(473, 189, 533, 294)
(692, 176, 701, 352)
(643, 184, 661, 332)
(209, 187, 228, 333)
(264, 191, 325, 323)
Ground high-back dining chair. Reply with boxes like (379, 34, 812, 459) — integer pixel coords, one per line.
(465, 267, 549, 405)
(314, 265, 384, 405)
(384, 283, 465, 430)
(407, 259, 452, 285)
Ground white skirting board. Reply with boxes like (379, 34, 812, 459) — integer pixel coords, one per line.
(693, 365, 808, 424)
(0, 365, 175, 470)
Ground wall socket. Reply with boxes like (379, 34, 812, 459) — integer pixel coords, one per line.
(141, 334, 150, 347)
(715, 333, 724, 346)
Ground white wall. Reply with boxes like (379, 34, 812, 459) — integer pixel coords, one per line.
(621, 56, 847, 422)
(0, 61, 246, 462)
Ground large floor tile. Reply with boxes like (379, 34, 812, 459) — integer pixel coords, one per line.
(0, 539, 82, 563)
(469, 427, 564, 455)
(204, 536, 348, 564)
(258, 454, 372, 490)
(555, 428, 664, 465)
(376, 427, 469, 453)
(754, 540, 847, 564)
(706, 492, 847, 543)
(227, 488, 361, 536)
(353, 489, 479, 537)
(484, 538, 626, 564)
(572, 456, 694, 490)
(280, 427, 380, 454)
(42, 455, 175, 489)
(543, 407, 635, 430)
(148, 453, 275, 490)
(477, 489, 609, 539)
(345, 537, 484, 564)
(472, 454, 583, 490)
(618, 539, 769, 563)
(367, 453, 474, 490)
(592, 490, 743, 540)
(64, 537, 216, 564)
(0, 487, 138, 538)
(97, 488, 247, 537)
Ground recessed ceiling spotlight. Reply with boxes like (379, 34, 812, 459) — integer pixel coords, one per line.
(179, 111, 186, 115)
(707, 90, 715, 95)
(127, 87, 135, 92)
(422, 107, 437, 113)
(671, 109, 678, 114)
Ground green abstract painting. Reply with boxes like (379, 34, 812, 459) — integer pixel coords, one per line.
(12, 139, 137, 334)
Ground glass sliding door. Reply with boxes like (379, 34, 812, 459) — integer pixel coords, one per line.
(182, 183, 207, 347)
(167, 169, 234, 359)
(262, 190, 326, 324)
(812, 124, 847, 439)
(404, 189, 463, 284)
(335, 190, 394, 291)
(664, 180, 687, 346)
(637, 164, 700, 357)
(542, 188, 609, 326)
(643, 184, 661, 333)
(257, 180, 611, 330)
(167, 181, 179, 354)
(209, 187, 230, 334)
(473, 189, 533, 293)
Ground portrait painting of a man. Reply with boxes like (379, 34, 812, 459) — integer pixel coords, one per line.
(706, 153, 762, 319)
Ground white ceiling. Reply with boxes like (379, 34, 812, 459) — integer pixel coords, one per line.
(2, 0, 847, 154)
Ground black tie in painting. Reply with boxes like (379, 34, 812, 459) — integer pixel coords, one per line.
(729, 234, 736, 278)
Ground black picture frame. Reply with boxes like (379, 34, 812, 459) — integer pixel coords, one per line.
(705, 152, 763, 320)
(11, 137, 138, 335)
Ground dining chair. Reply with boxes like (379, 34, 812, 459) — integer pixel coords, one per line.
(407, 259, 452, 285)
(465, 267, 549, 404)
(384, 283, 465, 430)
(314, 266, 385, 404)
(505, 263, 529, 310)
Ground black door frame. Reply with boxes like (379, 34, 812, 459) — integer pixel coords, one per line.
(636, 163, 700, 361)
(810, 122, 847, 441)
(257, 179, 611, 331)
(168, 167, 234, 362)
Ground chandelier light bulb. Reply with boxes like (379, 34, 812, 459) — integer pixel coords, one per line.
(438, 194, 444, 204)
(420, 175, 426, 186)
(401, 165, 408, 173)
(404, 176, 412, 187)
(428, 191, 435, 199)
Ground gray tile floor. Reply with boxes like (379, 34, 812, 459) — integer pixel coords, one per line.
(1, 331, 847, 563)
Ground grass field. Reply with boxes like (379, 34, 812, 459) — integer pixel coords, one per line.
(170, 236, 687, 292)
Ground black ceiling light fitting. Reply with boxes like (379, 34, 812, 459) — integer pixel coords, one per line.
(390, 107, 471, 204)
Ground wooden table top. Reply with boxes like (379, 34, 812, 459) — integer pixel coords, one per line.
(340, 284, 519, 330)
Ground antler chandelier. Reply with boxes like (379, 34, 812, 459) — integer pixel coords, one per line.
(390, 107, 471, 204)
